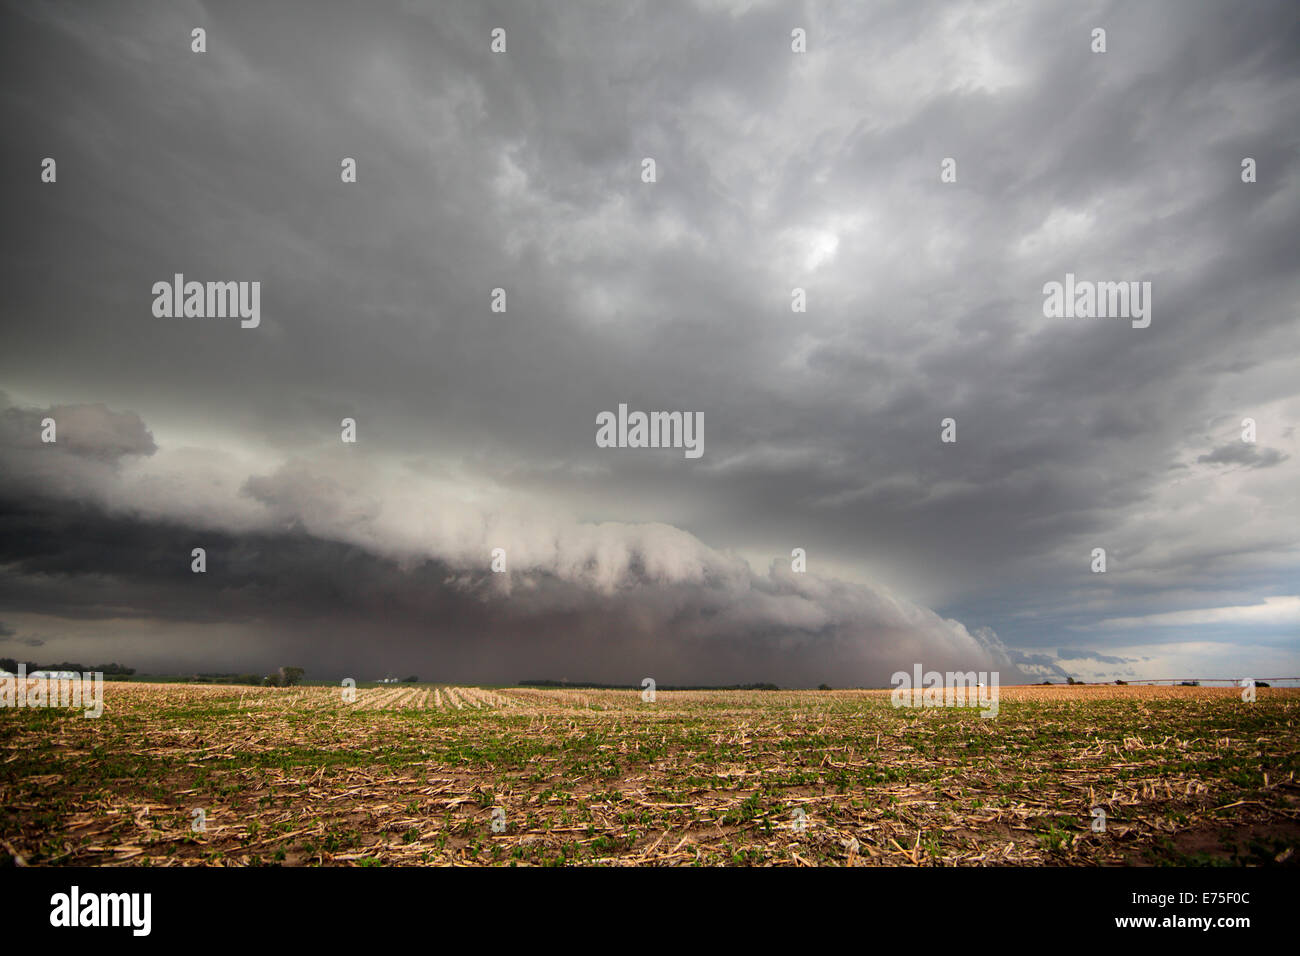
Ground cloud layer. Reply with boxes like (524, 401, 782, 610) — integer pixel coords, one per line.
(0, 394, 1020, 683)
(0, 0, 1297, 681)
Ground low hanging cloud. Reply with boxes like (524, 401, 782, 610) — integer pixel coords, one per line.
(1195, 442, 1288, 470)
(0, 396, 1020, 684)
(1055, 648, 1139, 666)
(0, 396, 157, 460)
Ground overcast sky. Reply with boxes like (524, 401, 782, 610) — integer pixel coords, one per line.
(1, 0, 1297, 685)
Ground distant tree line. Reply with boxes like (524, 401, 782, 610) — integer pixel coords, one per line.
(0, 663, 315, 687)
(189, 673, 266, 685)
(0, 660, 317, 687)
(0, 659, 134, 675)
(263, 666, 305, 687)
(176, 666, 307, 686)
(520, 679, 781, 690)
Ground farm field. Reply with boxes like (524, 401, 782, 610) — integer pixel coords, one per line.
(1, 682, 1297, 867)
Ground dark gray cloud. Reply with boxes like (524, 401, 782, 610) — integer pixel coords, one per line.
(1196, 443, 1287, 469)
(0, 482, 1020, 684)
(0, 0, 1297, 682)
(0, 399, 155, 459)
(1056, 648, 1137, 666)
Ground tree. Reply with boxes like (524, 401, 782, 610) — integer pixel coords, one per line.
(403, 675, 419, 683)
(279, 666, 305, 687)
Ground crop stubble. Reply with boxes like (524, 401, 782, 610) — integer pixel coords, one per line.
(1, 683, 1296, 866)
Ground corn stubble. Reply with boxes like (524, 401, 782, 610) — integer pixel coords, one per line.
(1, 683, 1296, 866)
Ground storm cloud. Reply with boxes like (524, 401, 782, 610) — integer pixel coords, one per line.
(0, 0, 1297, 683)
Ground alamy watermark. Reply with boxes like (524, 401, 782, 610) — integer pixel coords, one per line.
(49, 886, 150, 936)
(596, 404, 703, 459)
(152, 274, 260, 328)
(0, 664, 103, 718)
(1043, 273, 1151, 329)
(890, 664, 999, 718)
